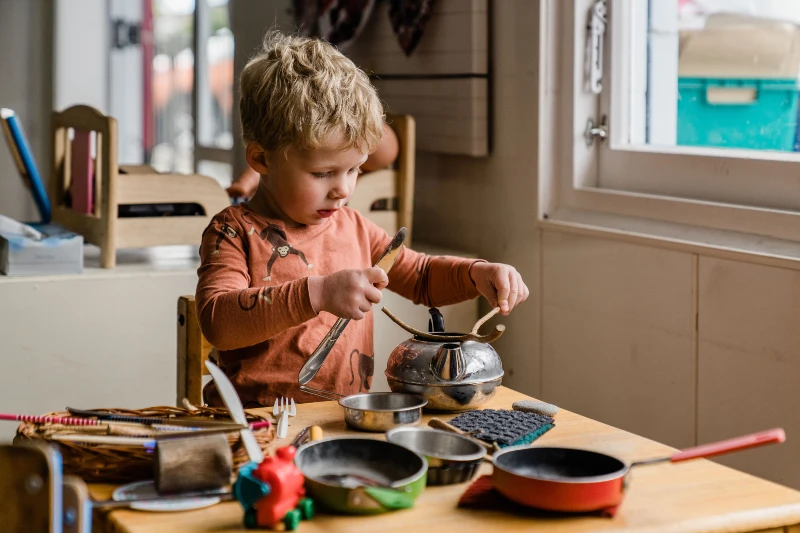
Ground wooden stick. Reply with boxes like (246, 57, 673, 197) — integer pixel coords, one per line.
(381, 307, 505, 343)
(471, 307, 500, 335)
(428, 418, 495, 454)
(470, 307, 501, 335)
(50, 434, 156, 447)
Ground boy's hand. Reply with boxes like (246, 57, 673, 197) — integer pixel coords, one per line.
(469, 262, 529, 315)
(316, 268, 389, 320)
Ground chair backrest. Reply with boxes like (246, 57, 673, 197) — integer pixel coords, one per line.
(387, 113, 415, 243)
(177, 295, 213, 406)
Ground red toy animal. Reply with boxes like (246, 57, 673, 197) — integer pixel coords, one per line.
(235, 443, 314, 530)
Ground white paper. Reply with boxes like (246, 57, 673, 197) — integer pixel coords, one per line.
(0, 214, 44, 240)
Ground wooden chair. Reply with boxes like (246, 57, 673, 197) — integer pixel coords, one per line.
(51, 105, 230, 268)
(347, 113, 416, 244)
(176, 295, 213, 406)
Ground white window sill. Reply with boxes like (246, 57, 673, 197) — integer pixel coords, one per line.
(541, 207, 800, 271)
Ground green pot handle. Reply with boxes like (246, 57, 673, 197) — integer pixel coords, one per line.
(363, 487, 415, 510)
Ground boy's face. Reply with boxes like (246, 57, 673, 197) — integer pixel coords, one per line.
(252, 131, 368, 227)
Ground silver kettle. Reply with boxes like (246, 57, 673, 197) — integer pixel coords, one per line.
(383, 308, 504, 412)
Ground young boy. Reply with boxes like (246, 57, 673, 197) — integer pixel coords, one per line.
(197, 31, 528, 408)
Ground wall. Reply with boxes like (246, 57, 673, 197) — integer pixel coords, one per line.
(0, 0, 53, 222)
(539, 229, 800, 490)
(411, 0, 542, 397)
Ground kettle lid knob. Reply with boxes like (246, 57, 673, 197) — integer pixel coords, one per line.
(428, 308, 445, 333)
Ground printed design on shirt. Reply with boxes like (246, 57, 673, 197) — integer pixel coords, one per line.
(254, 222, 313, 282)
(349, 349, 374, 392)
(237, 287, 274, 311)
(211, 224, 240, 256)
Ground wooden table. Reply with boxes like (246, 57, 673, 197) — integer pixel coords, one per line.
(90, 387, 800, 533)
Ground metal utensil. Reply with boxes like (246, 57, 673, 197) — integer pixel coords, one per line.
(277, 410, 289, 439)
(64, 406, 255, 429)
(204, 361, 264, 463)
(298, 227, 407, 387)
(386, 427, 486, 485)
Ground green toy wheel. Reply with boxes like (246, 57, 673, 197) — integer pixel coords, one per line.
(298, 497, 315, 520)
(283, 509, 302, 531)
(244, 509, 258, 529)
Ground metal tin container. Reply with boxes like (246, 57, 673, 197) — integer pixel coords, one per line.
(339, 393, 427, 432)
(386, 427, 486, 485)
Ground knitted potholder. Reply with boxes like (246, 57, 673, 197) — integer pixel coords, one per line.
(449, 409, 554, 447)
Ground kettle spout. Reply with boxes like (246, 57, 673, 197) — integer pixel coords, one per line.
(432, 343, 467, 381)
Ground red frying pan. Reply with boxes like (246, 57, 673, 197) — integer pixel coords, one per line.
(492, 428, 785, 514)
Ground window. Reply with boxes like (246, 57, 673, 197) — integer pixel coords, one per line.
(193, 0, 234, 185)
(546, 0, 800, 246)
(114, 0, 234, 186)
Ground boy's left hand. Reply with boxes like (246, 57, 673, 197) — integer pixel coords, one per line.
(469, 262, 529, 316)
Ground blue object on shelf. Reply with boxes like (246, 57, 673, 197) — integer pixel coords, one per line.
(677, 77, 799, 152)
(1, 108, 52, 223)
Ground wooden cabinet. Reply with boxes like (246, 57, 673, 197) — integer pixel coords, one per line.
(539, 230, 800, 489)
(541, 231, 697, 448)
(698, 257, 800, 488)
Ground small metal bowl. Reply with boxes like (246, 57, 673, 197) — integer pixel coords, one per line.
(339, 393, 428, 432)
(386, 427, 487, 485)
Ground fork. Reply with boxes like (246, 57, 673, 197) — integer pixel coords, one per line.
(273, 397, 296, 439)
(273, 397, 296, 417)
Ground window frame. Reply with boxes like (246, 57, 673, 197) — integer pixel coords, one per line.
(545, 0, 800, 246)
(192, 0, 233, 170)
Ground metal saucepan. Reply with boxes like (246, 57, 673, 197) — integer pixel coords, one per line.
(300, 386, 427, 432)
(492, 428, 785, 513)
(386, 427, 487, 485)
(294, 437, 427, 514)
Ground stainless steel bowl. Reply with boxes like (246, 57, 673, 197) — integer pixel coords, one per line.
(386, 427, 487, 485)
(339, 393, 428, 432)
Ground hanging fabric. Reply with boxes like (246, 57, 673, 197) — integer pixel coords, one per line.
(292, 0, 376, 51)
(388, 0, 436, 56)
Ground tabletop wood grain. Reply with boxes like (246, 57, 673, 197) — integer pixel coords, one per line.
(89, 387, 800, 533)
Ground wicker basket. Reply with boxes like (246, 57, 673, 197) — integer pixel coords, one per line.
(14, 406, 275, 483)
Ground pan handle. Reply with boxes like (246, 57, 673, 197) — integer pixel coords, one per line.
(669, 428, 785, 463)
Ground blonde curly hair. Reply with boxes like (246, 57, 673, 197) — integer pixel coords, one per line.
(239, 31, 384, 155)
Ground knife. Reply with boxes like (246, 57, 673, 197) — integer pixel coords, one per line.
(297, 227, 408, 387)
(205, 361, 264, 463)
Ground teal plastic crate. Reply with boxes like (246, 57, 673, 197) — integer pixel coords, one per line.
(677, 77, 799, 151)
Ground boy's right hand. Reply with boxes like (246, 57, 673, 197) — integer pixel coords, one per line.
(310, 268, 389, 320)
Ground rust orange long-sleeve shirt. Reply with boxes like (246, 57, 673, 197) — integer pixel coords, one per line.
(196, 203, 482, 408)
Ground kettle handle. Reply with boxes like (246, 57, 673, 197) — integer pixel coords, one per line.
(381, 307, 506, 344)
(428, 308, 446, 333)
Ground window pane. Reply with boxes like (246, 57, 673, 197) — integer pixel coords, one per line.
(198, 159, 233, 189)
(197, 0, 234, 150)
(638, 0, 800, 154)
(151, 0, 195, 173)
